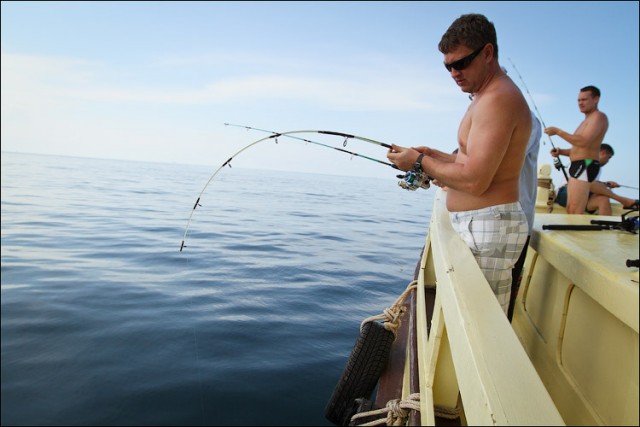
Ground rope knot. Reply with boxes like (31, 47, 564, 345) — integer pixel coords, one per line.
(359, 281, 417, 336)
(350, 393, 420, 426)
(385, 398, 408, 426)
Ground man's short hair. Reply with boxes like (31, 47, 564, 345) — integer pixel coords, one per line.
(438, 14, 498, 58)
(600, 143, 614, 156)
(581, 85, 601, 98)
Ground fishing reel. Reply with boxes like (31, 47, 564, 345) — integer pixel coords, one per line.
(591, 213, 639, 234)
(553, 157, 565, 172)
(543, 213, 639, 234)
(397, 171, 431, 191)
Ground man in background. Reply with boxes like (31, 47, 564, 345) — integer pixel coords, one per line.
(553, 144, 639, 214)
(544, 86, 609, 214)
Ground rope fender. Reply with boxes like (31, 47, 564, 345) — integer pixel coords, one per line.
(324, 281, 418, 425)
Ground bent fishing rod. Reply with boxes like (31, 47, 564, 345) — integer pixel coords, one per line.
(180, 127, 430, 251)
(508, 58, 569, 182)
(224, 123, 396, 168)
(225, 123, 432, 192)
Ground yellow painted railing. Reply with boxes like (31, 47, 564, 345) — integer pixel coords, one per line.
(415, 189, 565, 426)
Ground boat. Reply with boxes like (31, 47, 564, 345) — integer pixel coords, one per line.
(327, 164, 639, 426)
(534, 164, 632, 217)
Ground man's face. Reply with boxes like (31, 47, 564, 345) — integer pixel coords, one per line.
(578, 91, 599, 114)
(599, 149, 613, 166)
(443, 44, 486, 94)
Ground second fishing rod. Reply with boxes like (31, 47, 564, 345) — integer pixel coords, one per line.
(508, 58, 569, 181)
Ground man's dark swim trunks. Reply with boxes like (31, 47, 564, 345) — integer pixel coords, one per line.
(569, 159, 601, 182)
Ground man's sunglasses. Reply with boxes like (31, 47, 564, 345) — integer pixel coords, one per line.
(444, 45, 485, 72)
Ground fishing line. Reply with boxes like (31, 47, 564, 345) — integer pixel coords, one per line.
(179, 127, 427, 252)
(508, 58, 569, 181)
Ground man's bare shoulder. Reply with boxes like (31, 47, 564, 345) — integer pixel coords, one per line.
(581, 110, 609, 133)
(475, 80, 528, 118)
(482, 76, 525, 101)
(591, 110, 609, 122)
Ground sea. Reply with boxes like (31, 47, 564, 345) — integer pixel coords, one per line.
(1, 151, 433, 426)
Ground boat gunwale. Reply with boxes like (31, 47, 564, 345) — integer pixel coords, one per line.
(412, 189, 565, 425)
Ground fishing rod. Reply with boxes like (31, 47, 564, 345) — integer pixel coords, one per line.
(543, 212, 638, 234)
(226, 123, 394, 148)
(224, 123, 396, 168)
(616, 184, 640, 190)
(225, 123, 432, 192)
(508, 58, 569, 182)
(180, 127, 430, 251)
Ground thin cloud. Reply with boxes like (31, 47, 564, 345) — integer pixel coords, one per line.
(2, 51, 462, 112)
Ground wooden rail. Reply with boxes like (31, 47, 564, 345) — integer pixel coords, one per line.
(414, 189, 565, 426)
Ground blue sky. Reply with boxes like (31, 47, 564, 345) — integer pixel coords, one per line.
(2, 1, 638, 197)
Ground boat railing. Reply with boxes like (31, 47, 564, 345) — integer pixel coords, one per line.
(414, 189, 565, 425)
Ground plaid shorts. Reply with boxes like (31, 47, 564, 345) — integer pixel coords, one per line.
(449, 202, 529, 315)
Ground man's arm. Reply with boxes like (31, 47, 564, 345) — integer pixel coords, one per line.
(421, 94, 518, 195)
(414, 146, 457, 163)
(550, 147, 572, 157)
(545, 112, 608, 149)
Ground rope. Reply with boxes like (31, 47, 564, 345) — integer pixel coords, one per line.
(538, 177, 556, 213)
(360, 280, 418, 337)
(537, 177, 552, 189)
(350, 393, 421, 426)
(434, 404, 461, 420)
(547, 186, 556, 213)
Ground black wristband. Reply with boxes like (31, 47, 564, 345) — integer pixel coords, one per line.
(414, 153, 425, 173)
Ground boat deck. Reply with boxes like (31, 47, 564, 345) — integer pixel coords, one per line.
(373, 186, 638, 425)
(512, 213, 638, 425)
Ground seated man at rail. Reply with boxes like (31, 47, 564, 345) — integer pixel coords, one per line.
(552, 143, 639, 214)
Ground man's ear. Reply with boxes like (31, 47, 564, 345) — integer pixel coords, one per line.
(484, 43, 495, 62)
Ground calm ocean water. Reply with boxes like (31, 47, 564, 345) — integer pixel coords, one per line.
(1, 152, 433, 426)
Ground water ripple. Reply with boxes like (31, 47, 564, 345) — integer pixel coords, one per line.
(1, 153, 432, 426)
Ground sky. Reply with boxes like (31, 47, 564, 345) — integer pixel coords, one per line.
(2, 1, 639, 198)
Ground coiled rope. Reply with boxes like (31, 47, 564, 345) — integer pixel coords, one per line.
(538, 177, 556, 213)
(352, 280, 464, 425)
(350, 393, 421, 426)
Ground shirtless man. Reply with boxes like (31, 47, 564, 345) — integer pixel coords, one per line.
(387, 14, 531, 315)
(544, 86, 609, 214)
(552, 143, 638, 214)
